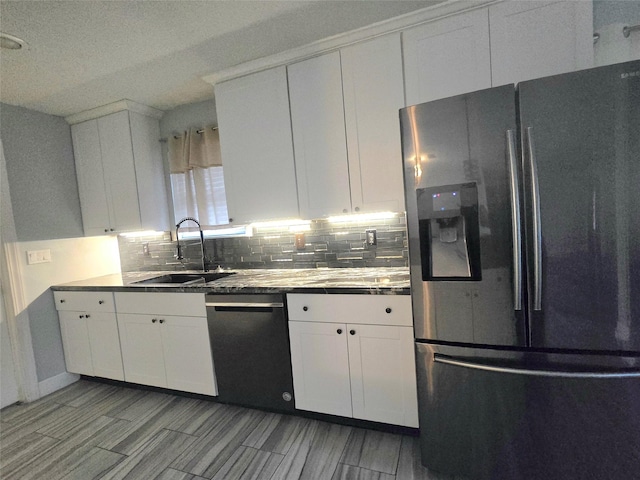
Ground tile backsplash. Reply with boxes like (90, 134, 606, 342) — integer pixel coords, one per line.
(118, 214, 408, 271)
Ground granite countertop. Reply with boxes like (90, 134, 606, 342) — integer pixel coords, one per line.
(52, 267, 410, 295)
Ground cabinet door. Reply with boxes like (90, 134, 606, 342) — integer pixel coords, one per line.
(347, 324, 418, 427)
(289, 52, 352, 218)
(403, 8, 491, 105)
(97, 111, 141, 233)
(342, 33, 406, 213)
(58, 311, 94, 376)
(117, 313, 166, 388)
(160, 316, 217, 396)
(86, 312, 124, 381)
(71, 120, 111, 236)
(129, 111, 170, 232)
(216, 67, 299, 223)
(288, 321, 352, 417)
(489, 1, 593, 86)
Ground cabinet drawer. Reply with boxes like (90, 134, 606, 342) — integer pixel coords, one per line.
(54, 291, 115, 312)
(114, 292, 206, 317)
(287, 294, 412, 327)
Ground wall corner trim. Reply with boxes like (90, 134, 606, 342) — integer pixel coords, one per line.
(38, 372, 80, 398)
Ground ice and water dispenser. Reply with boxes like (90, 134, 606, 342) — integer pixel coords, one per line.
(417, 182, 481, 281)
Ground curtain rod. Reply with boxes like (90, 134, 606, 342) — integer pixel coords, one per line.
(159, 125, 218, 143)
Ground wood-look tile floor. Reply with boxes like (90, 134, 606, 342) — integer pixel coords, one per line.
(0, 380, 465, 480)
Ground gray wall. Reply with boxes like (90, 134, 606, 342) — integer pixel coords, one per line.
(159, 98, 217, 138)
(0, 102, 84, 384)
(0, 103, 83, 241)
(594, 0, 640, 29)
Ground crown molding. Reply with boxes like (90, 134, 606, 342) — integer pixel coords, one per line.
(65, 99, 164, 125)
(202, 0, 499, 87)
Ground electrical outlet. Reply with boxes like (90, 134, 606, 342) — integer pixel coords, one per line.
(366, 229, 377, 246)
(27, 249, 52, 264)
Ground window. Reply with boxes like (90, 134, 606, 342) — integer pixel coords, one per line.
(167, 126, 229, 227)
(170, 166, 229, 226)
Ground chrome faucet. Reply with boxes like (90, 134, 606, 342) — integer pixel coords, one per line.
(175, 217, 207, 272)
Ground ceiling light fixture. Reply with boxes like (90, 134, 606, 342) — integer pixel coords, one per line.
(0, 32, 26, 50)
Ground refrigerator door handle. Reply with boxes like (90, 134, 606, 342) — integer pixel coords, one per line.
(506, 129, 522, 311)
(526, 126, 543, 311)
(434, 354, 640, 379)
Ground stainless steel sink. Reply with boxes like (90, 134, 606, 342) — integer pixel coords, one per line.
(133, 272, 235, 285)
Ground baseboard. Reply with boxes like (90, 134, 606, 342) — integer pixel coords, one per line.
(38, 372, 80, 397)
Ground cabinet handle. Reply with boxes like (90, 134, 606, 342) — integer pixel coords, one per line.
(354, 207, 360, 212)
(350, 329, 356, 335)
(79, 314, 85, 319)
(104, 229, 109, 233)
(110, 228, 115, 232)
(60, 299, 66, 303)
(98, 300, 104, 305)
(85, 314, 91, 319)
(229, 218, 234, 223)
(385, 307, 392, 314)
(303, 306, 308, 312)
(159, 319, 165, 324)
(152, 318, 157, 323)
(337, 329, 343, 334)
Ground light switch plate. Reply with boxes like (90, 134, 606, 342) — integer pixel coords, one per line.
(27, 249, 52, 264)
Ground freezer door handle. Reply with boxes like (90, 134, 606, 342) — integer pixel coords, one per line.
(434, 354, 640, 379)
(526, 126, 543, 311)
(507, 129, 522, 311)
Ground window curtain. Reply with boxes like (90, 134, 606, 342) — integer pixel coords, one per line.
(168, 126, 228, 226)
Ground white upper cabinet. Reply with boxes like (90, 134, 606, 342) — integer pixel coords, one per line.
(71, 120, 112, 236)
(403, 8, 491, 105)
(96, 111, 143, 233)
(289, 33, 406, 218)
(71, 109, 169, 236)
(289, 51, 352, 219)
(215, 66, 299, 224)
(341, 33, 406, 213)
(489, 0, 594, 86)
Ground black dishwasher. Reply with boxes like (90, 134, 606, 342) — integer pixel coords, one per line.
(206, 293, 295, 412)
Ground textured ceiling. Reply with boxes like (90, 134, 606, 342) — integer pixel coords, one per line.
(0, 0, 441, 117)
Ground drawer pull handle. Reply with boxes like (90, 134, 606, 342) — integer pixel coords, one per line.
(337, 329, 343, 334)
(60, 299, 66, 303)
(385, 307, 392, 314)
(79, 314, 85, 319)
(159, 319, 165, 324)
(85, 314, 91, 319)
(152, 318, 157, 323)
(350, 329, 356, 335)
(303, 306, 308, 312)
(98, 300, 104, 305)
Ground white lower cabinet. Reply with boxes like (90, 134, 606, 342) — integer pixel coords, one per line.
(58, 311, 94, 377)
(288, 321, 353, 418)
(54, 291, 124, 381)
(348, 323, 417, 427)
(287, 294, 419, 427)
(115, 292, 216, 396)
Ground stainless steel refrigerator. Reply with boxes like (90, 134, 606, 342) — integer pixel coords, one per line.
(400, 60, 640, 480)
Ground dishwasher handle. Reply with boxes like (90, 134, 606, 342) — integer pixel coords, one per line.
(206, 302, 284, 308)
